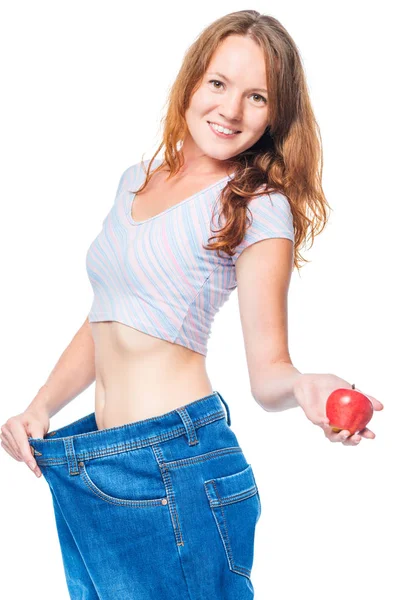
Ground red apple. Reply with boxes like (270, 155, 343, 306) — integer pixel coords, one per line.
(326, 384, 373, 434)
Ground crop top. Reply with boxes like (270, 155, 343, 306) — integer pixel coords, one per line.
(85, 158, 295, 356)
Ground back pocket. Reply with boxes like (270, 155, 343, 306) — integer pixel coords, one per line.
(204, 463, 261, 579)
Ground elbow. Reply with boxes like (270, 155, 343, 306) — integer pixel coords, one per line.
(250, 362, 303, 412)
(250, 387, 276, 412)
(251, 387, 300, 412)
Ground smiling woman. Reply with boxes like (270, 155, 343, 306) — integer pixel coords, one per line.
(184, 35, 271, 161)
(2, 8, 361, 600)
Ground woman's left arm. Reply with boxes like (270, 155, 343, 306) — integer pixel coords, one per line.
(234, 236, 384, 447)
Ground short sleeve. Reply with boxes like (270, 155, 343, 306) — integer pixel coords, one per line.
(101, 165, 134, 227)
(231, 191, 295, 264)
(115, 164, 135, 197)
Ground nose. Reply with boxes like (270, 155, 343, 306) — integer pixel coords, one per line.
(219, 92, 243, 124)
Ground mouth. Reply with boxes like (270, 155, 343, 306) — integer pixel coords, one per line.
(207, 121, 241, 138)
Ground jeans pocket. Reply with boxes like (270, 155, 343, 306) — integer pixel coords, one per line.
(204, 463, 261, 579)
(78, 448, 168, 508)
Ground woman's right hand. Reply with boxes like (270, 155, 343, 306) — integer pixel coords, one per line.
(0, 407, 50, 477)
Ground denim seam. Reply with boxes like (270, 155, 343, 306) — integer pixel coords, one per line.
(33, 412, 226, 465)
(43, 391, 220, 439)
(152, 443, 184, 546)
(164, 446, 242, 470)
(210, 486, 258, 507)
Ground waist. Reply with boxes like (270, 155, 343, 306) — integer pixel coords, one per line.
(90, 321, 213, 427)
(95, 373, 214, 429)
(28, 391, 232, 466)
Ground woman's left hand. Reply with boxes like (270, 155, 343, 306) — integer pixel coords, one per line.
(292, 373, 384, 446)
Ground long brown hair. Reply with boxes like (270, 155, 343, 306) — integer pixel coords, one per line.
(133, 10, 332, 272)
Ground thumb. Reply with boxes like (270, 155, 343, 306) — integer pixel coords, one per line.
(365, 395, 384, 411)
(27, 422, 46, 439)
(25, 418, 47, 441)
(24, 409, 49, 439)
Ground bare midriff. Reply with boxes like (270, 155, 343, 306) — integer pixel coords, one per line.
(91, 321, 213, 431)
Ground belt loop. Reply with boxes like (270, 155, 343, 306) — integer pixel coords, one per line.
(63, 437, 80, 476)
(216, 391, 231, 426)
(175, 408, 199, 446)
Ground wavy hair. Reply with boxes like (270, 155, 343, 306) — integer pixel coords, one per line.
(132, 10, 332, 272)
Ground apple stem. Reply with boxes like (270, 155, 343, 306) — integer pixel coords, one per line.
(351, 383, 355, 389)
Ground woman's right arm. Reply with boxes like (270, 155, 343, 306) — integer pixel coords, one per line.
(0, 315, 96, 477)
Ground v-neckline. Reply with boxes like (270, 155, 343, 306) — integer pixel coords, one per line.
(126, 162, 233, 226)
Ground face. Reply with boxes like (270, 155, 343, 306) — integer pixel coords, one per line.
(183, 34, 269, 172)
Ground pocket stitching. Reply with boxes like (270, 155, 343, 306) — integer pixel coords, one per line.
(209, 480, 237, 574)
(204, 467, 259, 579)
(209, 485, 258, 507)
(79, 462, 167, 508)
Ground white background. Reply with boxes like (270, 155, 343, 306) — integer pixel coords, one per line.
(1, 1, 398, 598)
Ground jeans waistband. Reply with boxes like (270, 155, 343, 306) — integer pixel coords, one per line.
(28, 390, 232, 467)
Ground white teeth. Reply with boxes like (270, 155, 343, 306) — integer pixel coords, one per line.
(210, 122, 237, 135)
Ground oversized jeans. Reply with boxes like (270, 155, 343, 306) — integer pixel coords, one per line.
(28, 391, 262, 599)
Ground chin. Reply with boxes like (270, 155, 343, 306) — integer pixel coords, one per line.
(190, 144, 225, 161)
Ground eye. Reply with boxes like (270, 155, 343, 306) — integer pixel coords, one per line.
(208, 79, 224, 89)
(208, 80, 267, 104)
(251, 93, 268, 104)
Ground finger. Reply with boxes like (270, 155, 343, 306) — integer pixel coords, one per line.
(1, 427, 21, 459)
(342, 433, 362, 446)
(365, 394, 384, 411)
(322, 424, 347, 443)
(322, 423, 337, 441)
(338, 429, 364, 444)
(9, 420, 41, 475)
(329, 428, 356, 444)
(336, 429, 355, 443)
(337, 427, 375, 442)
(322, 422, 347, 441)
(323, 421, 375, 443)
(1, 439, 18, 460)
(358, 427, 375, 439)
(351, 385, 384, 410)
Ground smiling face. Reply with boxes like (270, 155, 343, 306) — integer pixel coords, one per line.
(182, 34, 269, 172)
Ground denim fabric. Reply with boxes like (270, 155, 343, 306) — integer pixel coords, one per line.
(28, 391, 262, 599)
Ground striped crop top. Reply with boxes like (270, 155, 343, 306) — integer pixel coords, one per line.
(85, 158, 295, 356)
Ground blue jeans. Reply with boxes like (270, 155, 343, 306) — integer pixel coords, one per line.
(28, 391, 262, 599)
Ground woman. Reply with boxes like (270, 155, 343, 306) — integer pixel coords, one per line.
(1, 10, 383, 600)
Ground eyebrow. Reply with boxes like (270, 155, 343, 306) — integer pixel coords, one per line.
(207, 71, 268, 94)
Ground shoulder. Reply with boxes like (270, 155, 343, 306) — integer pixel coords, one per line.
(113, 159, 149, 194)
(114, 164, 135, 195)
(118, 158, 164, 193)
(231, 188, 294, 265)
(246, 188, 294, 232)
(248, 187, 292, 212)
